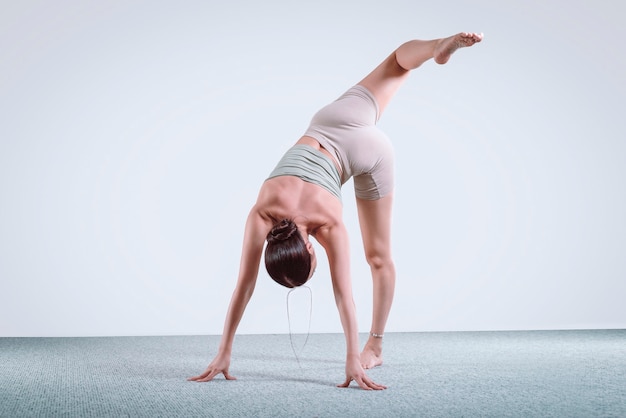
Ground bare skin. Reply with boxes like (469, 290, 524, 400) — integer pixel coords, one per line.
(188, 32, 483, 389)
(357, 32, 483, 370)
(434, 32, 483, 64)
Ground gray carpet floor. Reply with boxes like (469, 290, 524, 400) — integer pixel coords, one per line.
(1, 330, 625, 417)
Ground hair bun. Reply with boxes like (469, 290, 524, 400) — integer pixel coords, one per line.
(267, 219, 298, 243)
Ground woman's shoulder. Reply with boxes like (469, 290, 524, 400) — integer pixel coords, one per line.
(260, 176, 342, 210)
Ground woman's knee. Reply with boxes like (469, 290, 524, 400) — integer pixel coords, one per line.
(365, 251, 394, 272)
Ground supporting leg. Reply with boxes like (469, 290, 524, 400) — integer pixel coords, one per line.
(356, 194, 395, 369)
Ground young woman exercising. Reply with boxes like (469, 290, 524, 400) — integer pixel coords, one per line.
(189, 32, 483, 390)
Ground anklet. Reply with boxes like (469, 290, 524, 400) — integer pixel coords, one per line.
(370, 332, 384, 338)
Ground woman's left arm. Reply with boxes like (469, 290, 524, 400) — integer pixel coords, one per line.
(318, 223, 386, 391)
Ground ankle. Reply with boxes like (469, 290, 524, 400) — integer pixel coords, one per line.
(365, 334, 383, 351)
(370, 331, 384, 339)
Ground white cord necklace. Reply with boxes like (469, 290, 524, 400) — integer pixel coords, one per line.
(286, 285, 312, 367)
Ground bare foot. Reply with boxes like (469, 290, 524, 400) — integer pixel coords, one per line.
(434, 32, 483, 64)
(360, 345, 383, 369)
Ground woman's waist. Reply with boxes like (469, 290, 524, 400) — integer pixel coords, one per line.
(296, 136, 343, 177)
(266, 143, 343, 201)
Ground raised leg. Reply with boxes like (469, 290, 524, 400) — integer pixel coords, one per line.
(358, 32, 483, 116)
(356, 194, 395, 369)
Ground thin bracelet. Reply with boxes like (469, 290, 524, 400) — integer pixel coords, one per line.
(370, 332, 384, 338)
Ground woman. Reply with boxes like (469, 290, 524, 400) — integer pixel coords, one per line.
(189, 32, 483, 390)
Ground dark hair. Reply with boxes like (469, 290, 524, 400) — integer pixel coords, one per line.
(265, 219, 312, 288)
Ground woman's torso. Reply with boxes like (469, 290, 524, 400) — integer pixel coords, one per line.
(254, 137, 344, 235)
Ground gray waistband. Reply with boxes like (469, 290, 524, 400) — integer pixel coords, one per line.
(267, 145, 342, 200)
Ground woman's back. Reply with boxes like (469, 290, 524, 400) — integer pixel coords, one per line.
(254, 174, 343, 235)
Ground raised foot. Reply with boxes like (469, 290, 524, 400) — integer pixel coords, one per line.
(434, 32, 483, 64)
(360, 347, 383, 370)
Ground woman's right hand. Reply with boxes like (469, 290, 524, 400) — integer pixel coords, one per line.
(187, 352, 236, 382)
(337, 355, 387, 390)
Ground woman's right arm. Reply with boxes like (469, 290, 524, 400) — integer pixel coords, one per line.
(188, 208, 269, 382)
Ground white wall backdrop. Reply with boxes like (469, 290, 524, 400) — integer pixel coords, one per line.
(1, 0, 624, 337)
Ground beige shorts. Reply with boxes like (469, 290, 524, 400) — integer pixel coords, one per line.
(304, 85, 394, 200)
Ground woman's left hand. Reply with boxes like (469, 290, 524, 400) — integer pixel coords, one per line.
(337, 356, 387, 390)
